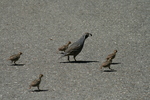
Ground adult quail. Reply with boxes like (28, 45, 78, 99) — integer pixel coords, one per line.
(58, 41, 71, 52)
(100, 58, 112, 70)
(59, 32, 92, 61)
(8, 52, 22, 64)
(106, 50, 117, 60)
(29, 74, 43, 90)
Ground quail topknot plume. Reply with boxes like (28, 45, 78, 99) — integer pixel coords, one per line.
(8, 52, 22, 64)
(29, 74, 43, 90)
(58, 41, 71, 52)
(59, 32, 92, 61)
(100, 58, 112, 70)
(106, 50, 117, 60)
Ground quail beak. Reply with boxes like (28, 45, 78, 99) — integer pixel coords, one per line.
(85, 33, 92, 39)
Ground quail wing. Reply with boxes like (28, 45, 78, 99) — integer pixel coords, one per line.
(65, 43, 82, 55)
(9, 54, 19, 60)
(30, 79, 40, 86)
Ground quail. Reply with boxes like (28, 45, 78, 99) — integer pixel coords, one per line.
(100, 58, 112, 70)
(59, 32, 92, 61)
(8, 52, 22, 64)
(29, 74, 43, 90)
(106, 50, 117, 60)
(58, 41, 71, 52)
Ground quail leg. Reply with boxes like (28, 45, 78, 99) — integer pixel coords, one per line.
(73, 56, 77, 61)
(108, 66, 112, 70)
(67, 56, 70, 62)
(37, 85, 40, 90)
(14, 61, 17, 65)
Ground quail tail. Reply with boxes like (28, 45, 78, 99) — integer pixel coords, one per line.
(58, 53, 66, 60)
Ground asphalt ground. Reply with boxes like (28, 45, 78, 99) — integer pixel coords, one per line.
(0, 0, 150, 100)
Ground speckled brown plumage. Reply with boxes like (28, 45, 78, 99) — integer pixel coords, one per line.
(100, 58, 112, 69)
(29, 74, 43, 90)
(106, 50, 117, 60)
(8, 52, 22, 64)
(58, 41, 71, 51)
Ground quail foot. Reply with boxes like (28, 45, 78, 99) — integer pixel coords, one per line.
(100, 58, 112, 70)
(8, 52, 22, 64)
(29, 74, 43, 90)
(58, 41, 71, 52)
(106, 50, 117, 60)
(59, 32, 92, 61)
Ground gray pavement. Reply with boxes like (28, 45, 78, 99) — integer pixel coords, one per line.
(0, 0, 150, 100)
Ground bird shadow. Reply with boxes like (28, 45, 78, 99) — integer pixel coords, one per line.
(111, 62, 121, 65)
(103, 69, 117, 72)
(31, 89, 49, 92)
(60, 60, 99, 63)
(10, 64, 25, 66)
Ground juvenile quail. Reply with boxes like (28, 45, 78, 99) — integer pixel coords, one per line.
(8, 52, 22, 64)
(59, 32, 92, 61)
(100, 58, 112, 70)
(58, 41, 71, 52)
(106, 50, 117, 60)
(29, 74, 43, 90)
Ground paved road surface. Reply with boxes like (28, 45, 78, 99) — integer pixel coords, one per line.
(0, 0, 150, 100)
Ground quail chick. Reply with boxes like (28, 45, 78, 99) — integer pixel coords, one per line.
(29, 74, 43, 90)
(106, 50, 117, 60)
(100, 58, 112, 70)
(58, 41, 71, 52)
(59, 32, 92, 61)
(8, 52, 22, 64)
